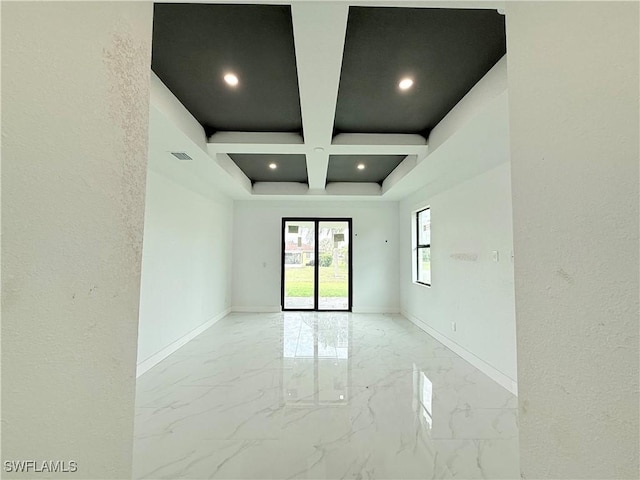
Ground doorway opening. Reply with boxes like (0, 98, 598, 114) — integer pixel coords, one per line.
(281, 218, 352, 311)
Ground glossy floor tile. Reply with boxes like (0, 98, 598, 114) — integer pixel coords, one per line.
(133, 312, 520, 479)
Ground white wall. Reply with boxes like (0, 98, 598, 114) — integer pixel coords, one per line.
(1, 3, 152, 478)
(232, 201, 399, 313)
(137, 166, 233, 375)
(396, 58, 516, 394)
(506, 2, 639, 478)
(400, 163, 517, 392)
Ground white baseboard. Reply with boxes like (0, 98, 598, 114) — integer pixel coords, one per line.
(352, 306, 400, 314)
(136, 308, 231, 378)
(401, 310, 518, 396)
(231, 306, 282, 313)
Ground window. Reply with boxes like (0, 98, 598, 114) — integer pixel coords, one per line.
(416, 207, 431, 286)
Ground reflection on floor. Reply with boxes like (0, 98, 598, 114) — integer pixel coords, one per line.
(133, 312, 520, 479)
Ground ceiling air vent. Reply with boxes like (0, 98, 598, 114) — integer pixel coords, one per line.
(170, 151, 193, 161)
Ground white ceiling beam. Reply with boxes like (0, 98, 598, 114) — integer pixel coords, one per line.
(252, 182, 310, 195)
(252, 181, 382, 197)
(292, 2, 349, 189)
(207, 142, 427, 156)
(331, 133, 426, 146)
(328, 145, 428, 156)
(325, 182, 382, 196)
(330, 133, 428, 155)
(208, 131, 304, 145)
(305, 148, 331, 192)
(208, 131, 306, 154)
(208, 132, 427, 155)
(208, 144, 307, 155)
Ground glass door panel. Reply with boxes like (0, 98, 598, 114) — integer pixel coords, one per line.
(318, 221, 349, 310)
(283, 221, 316, 310)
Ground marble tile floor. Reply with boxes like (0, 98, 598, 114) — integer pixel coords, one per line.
(133, 312, 520, 479)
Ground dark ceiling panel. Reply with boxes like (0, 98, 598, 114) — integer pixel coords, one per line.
(334, 7, 506, 136)
(229, 154, 308, 184)
(327, 155, 405, 184)
(152, 4, 302, 136)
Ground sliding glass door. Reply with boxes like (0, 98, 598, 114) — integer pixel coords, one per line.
(282, 218, 352, 311)
(317, 221, 350, 310)
(282, 220, 316, 310)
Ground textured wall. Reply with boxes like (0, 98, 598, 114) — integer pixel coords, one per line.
(1, 3, 152, 478)
(506, 2, 639, 478)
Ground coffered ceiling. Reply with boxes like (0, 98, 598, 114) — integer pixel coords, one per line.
(152, 4, 302, 137)
(150, 1, 507, 198)
(334, 7, 506, 136)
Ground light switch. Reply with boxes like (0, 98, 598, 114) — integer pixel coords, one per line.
(492, 250, 499, 262)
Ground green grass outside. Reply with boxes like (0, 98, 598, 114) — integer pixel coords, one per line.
(419, 261, 431, 284)
(285, 266, 348, 298)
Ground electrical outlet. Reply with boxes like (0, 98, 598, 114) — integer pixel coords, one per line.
(451, 322, 457, 332)
(492, 250, 499, 262)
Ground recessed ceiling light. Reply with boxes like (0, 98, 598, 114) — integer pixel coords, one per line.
(357, 164, 365, 170)
(269, 163, 277, 169)
(398, 78, 414, 90)
(224, 73, 239, 87)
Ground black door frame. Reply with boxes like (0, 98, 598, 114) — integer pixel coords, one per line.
(281, 217, 353, 312)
